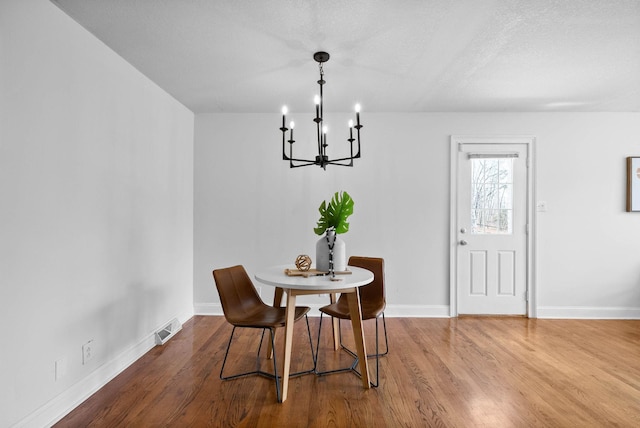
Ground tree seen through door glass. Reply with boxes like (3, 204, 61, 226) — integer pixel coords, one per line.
(471, 158, 513, 234)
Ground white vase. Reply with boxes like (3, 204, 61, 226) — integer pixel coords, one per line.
(316, 230, 346, 272)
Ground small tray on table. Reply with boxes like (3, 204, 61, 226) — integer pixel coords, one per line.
(284, 268, 352, 278)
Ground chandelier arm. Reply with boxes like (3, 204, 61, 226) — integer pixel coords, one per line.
(288, 156, 319, 162)
(316, 120, 322, 158)
(289, 140, 293, 163)
(282, 134, 290, 160)
(289, 160, 318, 168)
(326, 156, 356, 163)
(349, 136, 354, 160)
(353, 142, 361, 159)
(281, 123, 290, 160)
(325, 159, 355, 167)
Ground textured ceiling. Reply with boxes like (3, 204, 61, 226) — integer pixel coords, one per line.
(51, 0, 640, 113)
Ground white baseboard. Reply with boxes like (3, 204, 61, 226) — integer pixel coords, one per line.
(15, 310, 194, 428)
(194, 302, 223, 315)
(195, 302, 450, 318)
(537, 306, 640, 319)
(383, 305, 450, 318)
(197, 301, 640, 320)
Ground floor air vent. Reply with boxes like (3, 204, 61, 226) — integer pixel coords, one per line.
(155, 318, 182, 345)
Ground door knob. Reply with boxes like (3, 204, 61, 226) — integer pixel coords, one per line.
(459, 240, 468, 246)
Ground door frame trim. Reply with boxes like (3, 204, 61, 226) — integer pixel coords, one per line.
(449, 135, 537, 317)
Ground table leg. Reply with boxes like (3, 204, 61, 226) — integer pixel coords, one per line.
(281, 290, 297, 402)
(329, 293, 340, 350)
(346, 290, 371, 389)
(268, 287, 285, 359)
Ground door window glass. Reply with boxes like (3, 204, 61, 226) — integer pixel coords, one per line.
(471, 158, 513, 234)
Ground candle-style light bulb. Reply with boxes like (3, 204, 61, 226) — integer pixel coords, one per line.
(348, 120, 354, 140)
(348, 120, 354, 128)
(281, 106, 287, 129)
(314, 95, 320, 120)
(290, 121, 295, 129)
(322, 125, 328, 134)
(355, 104, 361, 113)
(289, 121, 294, 141)
(355, 103, 361, 127)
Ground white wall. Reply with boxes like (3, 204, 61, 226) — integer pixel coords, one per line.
(0, 1, 194, 426)
(194, 112, 640, 319)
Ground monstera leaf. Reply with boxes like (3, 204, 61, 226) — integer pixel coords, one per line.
(314, 191, 354, 235)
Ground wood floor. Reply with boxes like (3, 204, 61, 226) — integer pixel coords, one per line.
(55, 316, 640, 427)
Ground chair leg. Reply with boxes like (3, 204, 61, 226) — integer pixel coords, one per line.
(338, 312, 389, 358)
(380, 312, 389, 357)
(373, 317, 380, 386)
(345, 317, 380, 387)
(334, 313, 389, 387)
(305, 314, 317, 370)
(256, 329, 267, 372)
(220, 326, 277, 382)
(289, 314, 316, 377)
(315, 313, 359, 376)
(219, 326, 238, 380)
(268, 327, 282, 402)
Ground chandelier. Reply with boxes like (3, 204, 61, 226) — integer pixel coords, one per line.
(280, 51, 362, 169)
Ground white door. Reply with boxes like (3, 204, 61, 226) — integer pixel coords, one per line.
(455, 142, 528, 315)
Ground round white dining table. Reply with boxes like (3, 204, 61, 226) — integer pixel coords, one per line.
(254, 265, 374, 402)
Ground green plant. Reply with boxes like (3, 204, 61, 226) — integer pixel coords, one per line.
(314, 191, 354, 235)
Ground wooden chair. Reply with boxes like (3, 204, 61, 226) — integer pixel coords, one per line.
(213, 265, 314, 402)
(314, 256, 388, 386)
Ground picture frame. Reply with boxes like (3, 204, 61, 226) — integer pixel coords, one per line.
(626, 157, 640, 212)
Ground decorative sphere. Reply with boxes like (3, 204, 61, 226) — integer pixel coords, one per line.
(295, 254, 312, 271)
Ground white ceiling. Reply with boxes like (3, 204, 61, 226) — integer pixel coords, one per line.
(51, 0, 640, 113)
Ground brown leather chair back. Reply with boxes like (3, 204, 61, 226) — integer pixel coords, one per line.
(347, 256, 386, 316)
(213, 265, 266, 325)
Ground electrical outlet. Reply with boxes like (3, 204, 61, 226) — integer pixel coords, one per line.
(82, 340, 94, 365)
(537, 201, 548, 212)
